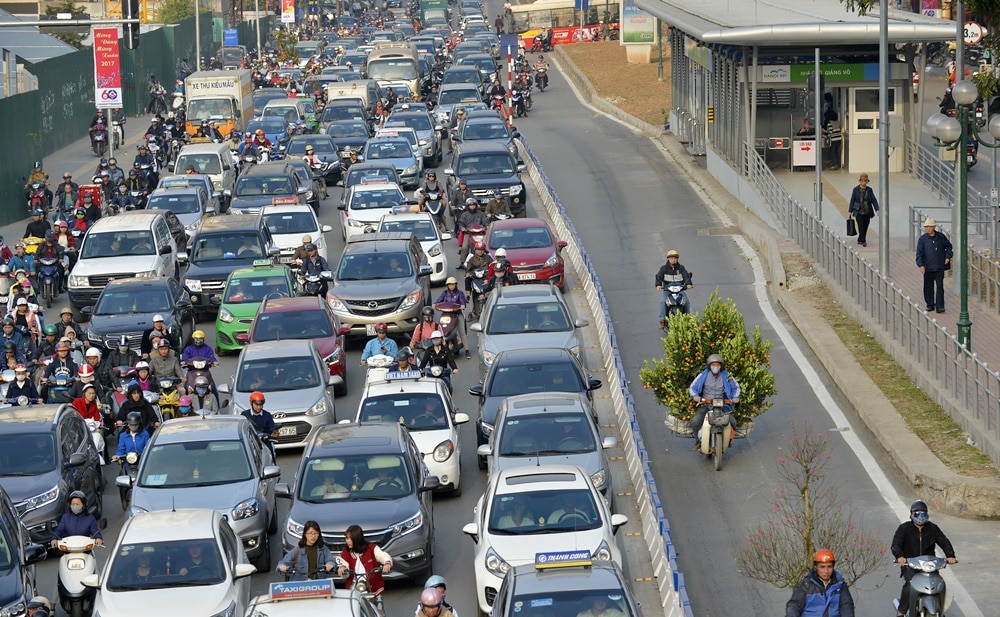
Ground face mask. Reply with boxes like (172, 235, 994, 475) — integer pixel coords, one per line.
(710, 365, 721, 375)
(911, 511, 929, 525)
(15, 374, 25, 382)
(70, 504, 84, 515)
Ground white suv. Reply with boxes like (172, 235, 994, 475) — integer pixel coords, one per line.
(261, 203, 333, 262)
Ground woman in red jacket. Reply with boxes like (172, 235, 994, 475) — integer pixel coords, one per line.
(71, 383, 102, 422)
(336, 524, 393, 613)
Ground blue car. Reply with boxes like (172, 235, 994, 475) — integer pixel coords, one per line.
(245, 117, 288, 144)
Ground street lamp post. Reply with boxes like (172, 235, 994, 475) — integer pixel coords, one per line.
(925, 80, 1000, 350)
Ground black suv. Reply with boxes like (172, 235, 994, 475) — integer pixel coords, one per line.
(445, 141, 527, 216)
(178, 214, 280, 315)
(0, 404, 104, 543)
(0, 485, 47, 617)
(227, 162, 308, 215)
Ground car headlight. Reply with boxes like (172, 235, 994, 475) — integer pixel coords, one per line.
(593, 540, 612, 562)
(432, 439, 455, 462)
(590, 469, 607, 490)
(509, 184, 523, 195)
(348, 218, 368, 228)
(86, 327, 100, 342)
(218, 308, 234, 324)
(69, 274, 88, 287)
(327, 295, 346, 311)
(481, 420, 494, 437)
(306, 190, 314, 200)
(185, 221, 200, 231)
(306, 400, 328, 416)
(209, 601, 237, 617)
(390, 513, 423, 538)
(427, 243, 442, 257)
(232, 498, 260, 520)
(287, 517, 305, 538)
(508, 144, 517, 154)
(543, 251, 559, 268)
(418, 139, 429, 146)
(186, 279, 203, 292)
(482, 350, 497, 366)
(0, 600, 26, 617)
(484, 546, 509, 577)
(399, 289, 421, 310)
(134, 270, 157, 279)
(20, 485, 59, 513)
(404, 165, 418, 174)
(323, 348, 342, 365)
(570, 345, 582, 361)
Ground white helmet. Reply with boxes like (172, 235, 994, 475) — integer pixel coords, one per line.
(494, 248, 507, 258)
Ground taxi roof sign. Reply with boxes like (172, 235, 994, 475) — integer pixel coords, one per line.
(269, 579, 335, 601)
(272, 196, 300, 205)
(252, 259, 273, 268)
(385, 370, 422, 380)
(360, 176, 391, 185)
(535, 551, 592, 569)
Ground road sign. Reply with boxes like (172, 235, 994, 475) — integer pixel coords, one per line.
(963, 22, 985, 45)
(223, 28, 238, 46)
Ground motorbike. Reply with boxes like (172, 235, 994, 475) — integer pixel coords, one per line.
(535, 66, 548, 92)
(490, 94, 509, 120)
(696, 398, 734, 471)
(363, 353, 396, 384)
(530, 35, 554, 53)
(511, 88, 527, 118)
(298, 269, 331, 297)
(434, 302, 464, 356)
(111, 119, 124, 150)
(422, 363, 453, 394)
(171, 90, 185, 111)
(348, 565, 385, 614)
(37, 257, 60, 308)
(156, 377, 182, 420)
(183, 356, 218, 397)
(895, 556, 953, 617)
(55, 535, 101, 617)
(661, 282, 689, 330)
(27, 181, 48, 212)
(47, 367, 74, 404)
(0, 369, 13, 402)
(26, 597, 52, 617)
(469, 267, 491, 320)
(86, 413, 108, 466)
(115, 451, 140, 510)
(523, 86, 533, 111)
(90, 124, 108, 157)
(108, 365, 136, 418)
(423, 187, 447, 231)
(310, 161, 330, 200)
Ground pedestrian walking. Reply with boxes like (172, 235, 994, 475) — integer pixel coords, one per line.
(848, 173, 879, 247)
(915, 217, 953, 313)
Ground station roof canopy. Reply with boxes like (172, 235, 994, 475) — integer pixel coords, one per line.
(635, 0, 956, 45)
(0, 8, 77, 64)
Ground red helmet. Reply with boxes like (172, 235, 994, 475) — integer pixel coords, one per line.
(374, 322, 388, 333)
(78, 364, 95, 378)
(473, 241, 485, 250)
(255, 129, 265, 137)
(813, 549, 835, 564)
(249, 391, 265, 403)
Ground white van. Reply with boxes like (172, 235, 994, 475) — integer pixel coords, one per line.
(172, 142, 237, 194)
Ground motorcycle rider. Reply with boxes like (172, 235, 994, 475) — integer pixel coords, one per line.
(115, 381, 158, 434)
(107, 335, 139, 369)
(70, 380, 103, 423)
(23, 208, 52, 240)
(110, 182, 137, 213)
(30, 324, 59, 372)
(291, 235, 314, 263)
(410, 307, 438, 348)
(114, 410, 149, 461)
(133, 361, 153, 392)
(534, 55, 550, 87)
(181, 330, 219, 367)
(53, 177, 79, 216)
(654, 249, 693, 330)
(84, 347, 115, 397)
(449, 179, 474, 234)
(106, 158, 125, 185)
(149, 339, 183, 380)
(34, 231, 65, 292)
(242, 391, 277, 458)
(49, 491, 103, 548)
(299, 243, 330, 297)
(9, 297, 40, 343)
(687, 354, 741, 440)
(418, 331, 459, 392)
(435, 277, 470, 358)
(190, 376, 218, 414)
(146, 76, 166, 114)
(418, 576, 458, 617)
(252, 129, 272, 151)
(302, 144, 322, 167)
(446, 109, 465, 155)
(145, 116, 166, 143)
(484, 188, 512, 221)
(463, 241, 493, 293)
(0, 236, 12, 265)
(124, 169, 147, 204)
(785, 549, 855, 617)
(140, 314, 171, 359)
(458, 199, 488, 262)
(360, 323, 398, 365)
(23, 161, 51, 209)
(133, 143, 159, 185)
(891, 501, 956, 617)
(6, 364, 39, 404)
(237, 132, 260, 159)
(389, 348, 417, 372)
(336, 524, 392, 609)
(342, 149, 360, 171)
(88, 109, 108, 150)
(42, 341, 77, 383)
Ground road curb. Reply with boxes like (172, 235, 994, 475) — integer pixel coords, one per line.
(550, 48, 1000, 519)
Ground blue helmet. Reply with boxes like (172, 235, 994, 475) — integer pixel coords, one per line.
(424, 575, 447, 589)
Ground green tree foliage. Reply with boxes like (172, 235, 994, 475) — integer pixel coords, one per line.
(272, 28, 300, 65)
(155, 0, 211, 24)
(44, 0, 87, 49)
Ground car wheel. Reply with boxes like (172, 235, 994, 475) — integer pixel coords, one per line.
(254, 533, 271, 571)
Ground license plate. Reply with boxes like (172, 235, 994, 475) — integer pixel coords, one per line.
(279, 255, 294, 264)
(366, 323, 377, 336)
(278, 426, 297, 437)
(517, 272, 537, 281)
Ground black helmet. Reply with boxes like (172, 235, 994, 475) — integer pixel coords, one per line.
(396, 349, 411, 361)
(910, 500, 928, 512)
(495, 258, 509, 271)
(421, 306, 434, 319)
(3, 341, 15, 354)
(126, 411, 142, 430)
(118, 334, 129, 348)
(910, 500, 929, 525)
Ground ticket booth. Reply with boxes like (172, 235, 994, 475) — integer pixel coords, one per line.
(848, 86, 904, 173)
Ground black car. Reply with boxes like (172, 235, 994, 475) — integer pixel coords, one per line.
(324, 120, 372, 161)
(84, 277, 196, 354)
(285, 158, 323, 211)
(285, 135, 345, 185)
(227, 162, 308, 215)
(445, 142, 528, 217)
(468, 348, 602, 468)
(0, 485, 47, 617)
(0, 404, 104, 543)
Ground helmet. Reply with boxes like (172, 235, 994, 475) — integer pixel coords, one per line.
(446, 276, 458, 285)
(126, 411, 142, 430)
(421, 306, 434, 318)
(194, 376, 210, 388)
(135, 361, 150, 371)
(706, 354, 724, 367)
(425, 575, 447, 590)
(78, 364, 95, 378)
(249, 391, 265, 403)
(255, 129, 265, 136)
(374, 322, 388, 333)
(910, 500, 929, 525)
(157, 339, 171, 349)
(493, 188, 502, 197)
(430, 330, 443, 339)
(539, 55, 545, 60)
(494, 248, 507, 258)
(45, 230, 55, 240)
(118, 334, 129, 348)
(86, 347, 101, 359)
(33, 161, 42, 170)
(910, 500, 928, 512)
(426, 170, 436, 178)
(99, 157, 108, 165)
(179, 395, 192, 406)
(108, 157, 117, 165)
(667, 249, 679, 258)
(192, 330, 206, 341)
(55, 342, 69, 352)
(396, 349, 411, 361)
(68, 490, 86, 503)
(465, 198, 477, 206)
(305, 243, 317, 251)
(32, 208, 44, 216)
(43, 324, 57, 336)
(2, 342, 15, 354)
(495, 259, 509, 271)
(302, 234, 313, 244)
(473, 242, 485, 250)
(813, 549, 835, 564)
(420, 587, 443, 607)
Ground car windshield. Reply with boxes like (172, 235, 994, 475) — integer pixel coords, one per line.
(464, 122, 509, 141)
(345, 169, 395, 189)
(387, 114, 432, 131)
(0, 433, 56, 475)
(488, 362, 585, 397)
(456, 153, 515, 176)
(337, 252, 412, 280)
(367, 59, 418, 81)
(190, 233, 263, 262)
(297, 454, 411, 502)
(349, 188, 403, 211)
(95, 288, 172, 315)
(139, 440, 252, 488)
(365, 141, 411, 159)
(323, 106, 365, 122)
(187, 99, 232, 122)
(379, 218, 437, 241)
(81, 231, 156, 259)
(359, 392, 448, 431)
(174, 153, 222, 175)
(252, 91, 288, 109)
(263, 211, 318, 235)
(253, 310, 333, 340)
(234, 175, 295, 197)
(489, 226, 554, 249)
(287, 140, 336, 155)
(505, 590, 635, 617)
(486, 302, 570, 334)
(247, 118, 287, 136)
(263, 106, 302, 124)
(223, 275, 291, 304)
(439, 89, 479, 105)
(498, 413, 595, 456)
(488, 488, 600, 533)
(443, 69, 480, 84)
(236, 357, 320, 392)
(106, 539, 225, 591)
(147, 194, 202, 215)
(328, 121, 369, 137)
(221, 48, 244, 63)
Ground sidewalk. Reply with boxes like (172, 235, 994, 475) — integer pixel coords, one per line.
(778, 168, 1000, 367)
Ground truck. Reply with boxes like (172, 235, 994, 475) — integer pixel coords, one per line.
(420, 0, 449, 24)
(184, 69, 254, 139)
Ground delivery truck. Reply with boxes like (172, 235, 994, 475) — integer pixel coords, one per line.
(184, 69, 254, 138)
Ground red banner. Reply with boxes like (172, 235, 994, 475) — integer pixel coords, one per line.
(281, 0, 295, 23)
(93, 28, 122, 109)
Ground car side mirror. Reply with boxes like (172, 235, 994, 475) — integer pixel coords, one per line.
(469, 322, 482, 332)
(337, 204, 347, 210)
(338, 326, 351, 336)
(468, 385, 484, 397)
(275, 482, 292, 498)
(66, 452, 86, 468)
(443, 167, 455, 176)
(419, 475, 440, 492)
(322, 224, 333, 232)
(418, 264, 432, 277)
(462, 522, 479, 543)
(115, 475, 133, 489)
(177, 251, 189, 264)
(262, 465, 281, 480)
(476, 443, 492, 457)
(268, 246, 281, 257)
(611, 513, 629, 534)
(167, 164, 175, 172)
(217, 383, 231, 394)
(602, 436, 618, 449)
(557, 240, 568, 250)
(81, 306, 93, 316)
(588, 378, 603, 391)
(210, 296, 222, 306)
(159, 244, 173, 255)
(516, 163, 526, 172)
(24, 543, 47, 565)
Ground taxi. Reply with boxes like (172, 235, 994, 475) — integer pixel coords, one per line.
(215, 260, 298, 354)
(338, 179, 406, 242)
(245, 579, 381, 617)
(354, 368, 468, 495)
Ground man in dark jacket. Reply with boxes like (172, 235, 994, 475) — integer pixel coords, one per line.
(914, 217, 953, 313)
(785, 549, 855, 617)
(654, 249, 693, 329)
(891, 500, 956, 617)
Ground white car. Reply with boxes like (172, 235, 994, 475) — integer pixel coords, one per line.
(261, 203, 333, 262)
(462, 465, 628, 614)
(378, 210, 451, 284)
(83, 508, 256, 617)
(354, 369, 468, 494)
(338, 181, 407, 242)
(245, 580, 381, 617)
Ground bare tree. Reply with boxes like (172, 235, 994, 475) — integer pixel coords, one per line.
(736, 422, 887, 588)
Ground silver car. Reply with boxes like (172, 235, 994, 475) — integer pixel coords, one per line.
(470, 284, 590, 375)
(220, 339, 338, 450)
(125, 416, 281, 570)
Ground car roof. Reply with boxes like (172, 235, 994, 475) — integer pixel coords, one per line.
(120, 508, 222, 543)
(350, 182, 401, 193)
(455, 141, 512, 154)
(492, 285, 561, 302)
(149, 187, 202, 198)
(507, 559, 626, 595)
(102, 277, 171, 291)
(490, 217, 551, 231)
(177, 143, 231, 154)
(494, 348, 576, 363)
(499, 392, 590, 416)
(494, 465, 589, 491)
(309, 422, 404, 453)
(259, 295, 326, 313)
(197, 214, 261, 232)
(260, 203, 316, 216)
(241, 339, 316, 359)
(0, 404, 63, 429)
(152, 415, 249, 442)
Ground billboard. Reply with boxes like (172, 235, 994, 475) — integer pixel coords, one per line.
(93, 28, 123, 109)
(621, 0, 656, 44)
(281, 0, 296, 24)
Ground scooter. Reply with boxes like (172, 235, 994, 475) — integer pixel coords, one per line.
(535, 66, 548, 92)
(697, 398, 734, 471)
(90, 124, 108, 157)
(348, 565, 385, 615)
(86, 415, 107, 467)
(56, 535, 101, 617)
(469, 267, 491, 320)
(434, 302, 464, 356)
(298, 268, 331, 297)
(183, 356, 217, 396)
(895, 556, 953, 617)
(660, 282, 688, 330)
(511, 88, 527, 118)
(115, 451, 140, 510)
(423, 364, 453, 394)
(47, 367, 74, 404)
(37, 257, 60, 309)
(423, 187, 447, 232)
(108, 365, 135, 418)
(27, 181, 48, 212)
(310, 161, 331, 200)
(363, 353, 396, 384)
(156, 377, 182, 420)
(111, 120, 124, 150)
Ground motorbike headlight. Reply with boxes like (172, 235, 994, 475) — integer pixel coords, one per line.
(484, 546, 509, 577)
(69, 274, 88, 288)
(134, 270, 157, 279)
(232, 498, 259, 520)
(286, 517, 305, 537)
(186, 279, 203, 292)
(209, 601, 237, 617)
(66, 556, 88, 570)
(404, 165, 418, 174)
(509, 184, 523, 195)
(543, 251, 559, 268)
(593, 540, 612, 562)
(432, 439, 455, 462)
(218, 308, 234, 323)
(400, 289, 421, 310)
(20, 485, 59, 513)
(590, 469, 607, 490)
(305, 400, 328, 416)
(327, 295, 346, 312)
(482, 350, 496, 366)
(427, 243, 442, 257)
(390, 513, 423, 538)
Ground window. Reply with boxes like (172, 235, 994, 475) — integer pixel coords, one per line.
(0, 433, 56, 473)
(138, 441, 253, 488)
(107, 539, 226, 590)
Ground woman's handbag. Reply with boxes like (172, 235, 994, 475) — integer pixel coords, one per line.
(846, 217, 857, 237)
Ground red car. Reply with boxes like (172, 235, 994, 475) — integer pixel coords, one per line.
(248, 296, 351, 395)
(486, 217, 568, 290)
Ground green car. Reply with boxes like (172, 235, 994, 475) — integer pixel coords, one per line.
(215, 260, 298, 354)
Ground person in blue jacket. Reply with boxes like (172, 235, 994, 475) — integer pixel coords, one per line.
(360, 322, 398, 365)
(687, 353, 741, 439)
(114, 411, 149, 462)
(785, 549, 855, 617)
(277, 520, 335, 580)
(50, 491, 103, 548)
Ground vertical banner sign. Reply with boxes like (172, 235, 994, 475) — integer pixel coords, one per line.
(93, 28, 122, 109)
(223, 28, 239, 46)
(281, 0, 296, 23)
(621, 0, 656, 44)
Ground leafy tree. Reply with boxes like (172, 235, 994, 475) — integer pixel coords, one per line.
(44, 0, 87, 49)
(155, 0, 211, 24)
(272, 28, 300, 65)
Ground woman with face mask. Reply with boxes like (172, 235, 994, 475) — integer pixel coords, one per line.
(687, 354, 741, 440)
(50, 490, 103, 548)
(5, 363, 39, 405)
